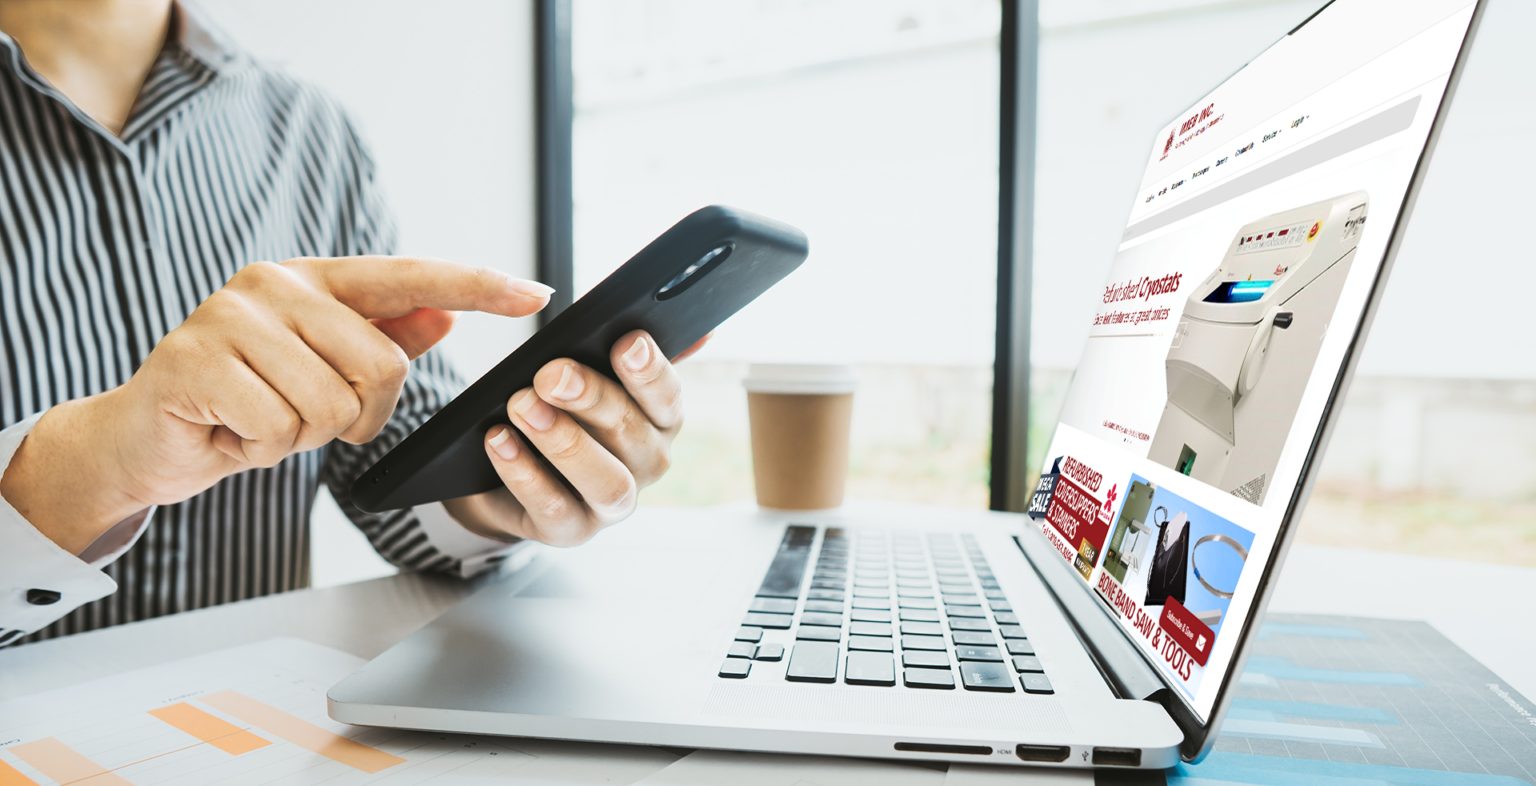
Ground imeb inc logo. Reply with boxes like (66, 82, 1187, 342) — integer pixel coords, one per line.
(1161, 129, 1176, 159)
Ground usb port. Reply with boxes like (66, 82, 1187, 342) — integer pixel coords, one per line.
(1092, 747, 1142, 767)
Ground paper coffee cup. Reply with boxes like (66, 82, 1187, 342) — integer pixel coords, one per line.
(744, 364, 857, 510)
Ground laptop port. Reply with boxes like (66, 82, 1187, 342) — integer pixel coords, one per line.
(1092, 747, 1142, 767)
(893, 742, 993, 755)
(1015, 744, 1070, 762)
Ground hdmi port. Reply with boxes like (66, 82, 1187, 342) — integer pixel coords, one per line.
(1016, 744, 1070, 762)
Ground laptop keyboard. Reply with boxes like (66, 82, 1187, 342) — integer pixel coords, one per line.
(718, 525, 1052, 694)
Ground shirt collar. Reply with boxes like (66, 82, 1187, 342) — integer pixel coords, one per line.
(174, 0, 247, 73)
(0, 1, 247, 76)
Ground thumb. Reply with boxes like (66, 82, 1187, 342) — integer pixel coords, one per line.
(372, 308, 458, 360)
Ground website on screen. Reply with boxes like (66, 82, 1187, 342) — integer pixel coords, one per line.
(1027, 0, 1477, 719)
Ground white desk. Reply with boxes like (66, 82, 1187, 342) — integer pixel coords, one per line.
(3, 503, 1532, 777)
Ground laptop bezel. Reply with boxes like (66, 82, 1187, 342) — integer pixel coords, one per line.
(1016, 0, 1489, 763)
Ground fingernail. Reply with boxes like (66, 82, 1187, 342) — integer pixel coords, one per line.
(550, 362, 584, 402)
(513, 389, 556, 431)
(512, 279, 556, 298)
(622, 336, 652, 372)
(487, 426, 519, 460)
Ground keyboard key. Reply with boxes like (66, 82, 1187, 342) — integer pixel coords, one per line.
(756, 643, 786, 661)
(895, 569, 928, 579)
(728, 642, 758, 659)
(984, 589, 1008, 600)
(804, 600, 843, 614)
(899, 609, 940, 622)
(845, 652, 896, 686)
(949, 618, 991, 632)
(855, 569, 887, 579)
(935, 569, 969, 579)
(854, 579, 890, 589)
(811, 579, 845, 590)
(1012, 655, 1043, 673)
(953, 631, 997, 647)
(994, 612, 1020, 625)
(797, 625, 841, 642)
(990, 600, 1013, 613)
(852, 598, 890, 610)
(904, 668, 955, 689)
(898, 597, 938, 610)
(808, 589, 845, 602)
(801, 611, 844, 627)
(786, 642, 840, 682)
(979, 579, 1001, 589)
(1006, 640, 1036, 656)
(959, 661, 1016, 692)
(938, 582, 974, 594)
(999, 625, 1028, 640)
(896, 578, 931, 588)
(720, 659, 751, 678)
(851, 609, 891, 623)
(943, 594, 981, 606)
(902, 651, 950, 669)
(1021, 673, 1054, 694)
(743, 612, 791, 630)
(946, 605, 987, 618)
(848, 635, 894, 652)
(757, 525, 815, 599)
(901, 634, 946, 651)
(850, 621, 892, 637)
(898, 587, 934, 599)
(956, 646, 1003, 662)
(735, 627, 763, 642)
(901, 621, 943, 636)
(853, 587, 888, 598)
(750, 597, 796, 614)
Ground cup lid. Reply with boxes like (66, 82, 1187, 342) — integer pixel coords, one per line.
(743, 364, 857, 395)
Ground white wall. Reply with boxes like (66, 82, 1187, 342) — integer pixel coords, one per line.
(195, 0, 539, 586)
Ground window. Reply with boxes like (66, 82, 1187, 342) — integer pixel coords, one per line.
(571, 0, 1003, 508)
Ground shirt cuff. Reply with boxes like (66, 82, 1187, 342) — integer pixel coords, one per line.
(413, 502, 527, 579)
(0, 412, 149, 642)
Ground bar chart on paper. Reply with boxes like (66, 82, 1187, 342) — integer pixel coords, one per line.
(0, 638, 677, 785)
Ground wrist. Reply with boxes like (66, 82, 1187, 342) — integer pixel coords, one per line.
(0, 392, 150, 555)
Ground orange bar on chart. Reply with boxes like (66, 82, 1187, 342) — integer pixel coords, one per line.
(198, 691, 405, 774)
(0, 759, 40, 786)
(149, 702, 272, 755)
(8, 738, 132, 786)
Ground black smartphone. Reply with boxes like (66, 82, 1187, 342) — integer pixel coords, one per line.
(350, 205, 809, 512)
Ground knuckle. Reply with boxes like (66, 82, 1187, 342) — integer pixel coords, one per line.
(590, 480, 637, 518)
(541, 427, 586, 463)
(320, 393, 362, 434)
(230, 260, 288, 291)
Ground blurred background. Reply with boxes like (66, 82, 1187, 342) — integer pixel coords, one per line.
(199, 0, 1536, 586)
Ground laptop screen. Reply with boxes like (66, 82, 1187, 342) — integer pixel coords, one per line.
(1028, 0, 1479, 722)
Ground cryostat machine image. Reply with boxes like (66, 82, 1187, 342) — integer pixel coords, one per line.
(1148, 192, 1369, 505)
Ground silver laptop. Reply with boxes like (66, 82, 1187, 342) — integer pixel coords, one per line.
(328, 0, 1485, 769)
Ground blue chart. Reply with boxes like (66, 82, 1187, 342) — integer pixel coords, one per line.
(1166, 614, 1536, 786)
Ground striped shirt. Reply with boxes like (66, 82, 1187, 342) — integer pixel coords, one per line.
(0, 3, 501, 646)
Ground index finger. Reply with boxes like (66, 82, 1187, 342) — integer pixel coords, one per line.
(289, 256, 554, 320)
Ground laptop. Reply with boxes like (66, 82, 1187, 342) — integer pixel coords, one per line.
(328, 0, 1486, 769)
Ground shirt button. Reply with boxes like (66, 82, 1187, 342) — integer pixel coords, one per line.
(26, 589, 61, 605)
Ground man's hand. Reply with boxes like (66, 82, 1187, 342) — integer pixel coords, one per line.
(1, 257, 552, 555)
(443, 331, 707, 547)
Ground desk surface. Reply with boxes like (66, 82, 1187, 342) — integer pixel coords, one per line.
(3, 502, 1531, 728)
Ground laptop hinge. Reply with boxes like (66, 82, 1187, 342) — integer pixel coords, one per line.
(1013, 533, 1166, 701)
